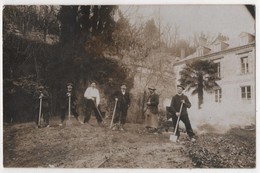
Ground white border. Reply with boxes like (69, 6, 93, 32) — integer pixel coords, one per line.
(0, 1, 259, 173)
(0, 0, 259, 5)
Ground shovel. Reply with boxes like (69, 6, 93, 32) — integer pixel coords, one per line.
(91, 100, 104, 122)
(110, 98, 118, 129)
(66, 94, 72, 127)
(170, 102, 183, 142)
(38, 94, 43, 127)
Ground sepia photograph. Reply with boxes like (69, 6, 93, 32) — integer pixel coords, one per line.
(1, 0, 257, 171)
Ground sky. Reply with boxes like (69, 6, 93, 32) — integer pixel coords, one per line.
(119, 5, 255, 41)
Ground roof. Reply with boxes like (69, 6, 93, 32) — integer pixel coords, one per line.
(174, 32, 255, 65)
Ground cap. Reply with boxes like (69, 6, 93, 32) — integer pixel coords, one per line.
(177, 85, 185, 90)
(90, 80, 97, 85)
(148, 86, 156, 90)
(38, 85, 44, 89)
(67, 83, 73, 88)
(121, 83, 127, 88)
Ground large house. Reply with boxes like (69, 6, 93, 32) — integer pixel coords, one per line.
(173, 32, 255, 127)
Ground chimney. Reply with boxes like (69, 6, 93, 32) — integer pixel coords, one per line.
(181, 48, 185, 58)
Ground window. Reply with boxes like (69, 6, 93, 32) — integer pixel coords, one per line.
(213, 43, 221, 52)
(241, 86, 251, 100)
(214, 89, 222, 103)
(241, 56, 249, 74)
(216, 62, 221, 78)
(198, 48, 204, 56)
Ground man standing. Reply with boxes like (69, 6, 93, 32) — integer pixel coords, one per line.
(144, 86, 159, 133)
(33, 85, 50, 128)
(169, 85, 196, 142)
(59, 83, 81, 126)
(84, 81, 103, 125)
(112, 83, 131, 131)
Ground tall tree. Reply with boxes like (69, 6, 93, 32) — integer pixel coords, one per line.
(58, 6, 80, 44)
(143, 19, 160, 49)
(3, 5, 131, 123)
(179, 59, 219, 109)
(37, 5, 59, 42)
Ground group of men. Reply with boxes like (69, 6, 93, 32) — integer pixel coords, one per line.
(34, 81, 196, 142)
(142, 85, 195, 141)
(33, 81, 131, 129)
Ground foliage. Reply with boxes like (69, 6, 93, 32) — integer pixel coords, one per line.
(3, 6, 59, 40)
(143, 19, 160, 49)
(58, 5, 117, 46)
(168, 39, 196, 57)
(179, 59, 219, 109)
(3, 5, 133, 123)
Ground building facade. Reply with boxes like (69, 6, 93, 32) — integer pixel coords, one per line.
(173, 33, 255, 127)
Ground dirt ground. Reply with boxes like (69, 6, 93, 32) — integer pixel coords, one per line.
(3, 116, 256, 168)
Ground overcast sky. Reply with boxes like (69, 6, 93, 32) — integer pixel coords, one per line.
(120, 5, 255, 40)
(0, 2, 255, 41)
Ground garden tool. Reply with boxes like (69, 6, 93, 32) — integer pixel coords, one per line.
(110, 98, 118, 129)
(170, 102, 184, 142)
(66, 93, 72, 126)
(38, 92, 43, 127)
(92, 99, 104, 122)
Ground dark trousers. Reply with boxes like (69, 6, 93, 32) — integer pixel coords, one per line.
(113, 108, 128, 125)
(84, 99, 103, 123)
(35, 107, 50, 126)
(60, 107, 79, 123)
(172, 113, 195, 138)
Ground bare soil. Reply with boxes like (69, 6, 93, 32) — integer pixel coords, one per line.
(3, 116, 255, 168)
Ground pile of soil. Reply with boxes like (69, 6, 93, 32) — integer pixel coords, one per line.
(185, 127, 255, 168)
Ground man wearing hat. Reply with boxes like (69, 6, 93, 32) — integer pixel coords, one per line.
(83, 81, 103, 125)
(144, 86, 159, 133)
(59, 83, 80, 126)
(33, 85, 50, 128)
(169, 84, 196, 142)
(112, 83, 131, 131)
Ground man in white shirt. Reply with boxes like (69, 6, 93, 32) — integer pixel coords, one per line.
(83, 81, 103, 125)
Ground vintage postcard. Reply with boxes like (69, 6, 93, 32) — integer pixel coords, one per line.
(1, 0, 258, 172)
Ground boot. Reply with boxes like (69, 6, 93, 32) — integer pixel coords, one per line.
(119, 124, 125, 131)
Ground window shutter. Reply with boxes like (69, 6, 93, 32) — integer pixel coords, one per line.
(249, 54, 254, 74)
(221, 61, 224, 78)
(236, 56, 241, 75)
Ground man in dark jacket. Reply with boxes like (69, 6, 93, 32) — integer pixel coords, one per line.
(33, 85, 50, 128)
(59, 83, 80, 126)
(144, 86, 159, 132)
(169, 85, 195, 142)
(112, 83, 131, 131)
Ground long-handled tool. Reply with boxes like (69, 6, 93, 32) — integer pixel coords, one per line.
(91, 99, 104, 122)
(170, 102, 184, 142)
(66, 93, 72, 126)
(110, 98, 118, 129)
(38, 92, 43, 127)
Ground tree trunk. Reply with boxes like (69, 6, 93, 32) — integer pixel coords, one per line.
(43, 28, 48, 42)
(198, 74, 204, 109)
(141, 90, 147, 121)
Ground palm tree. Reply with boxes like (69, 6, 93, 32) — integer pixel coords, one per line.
(179, 59, 219, 109)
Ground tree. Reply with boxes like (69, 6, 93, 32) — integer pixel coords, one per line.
(37, 5, 59, 42)
(3, 5, 132, 123)
(143, 19, 160, 49)
(179, 59, 219, 109)
(3, 6, 38, 35)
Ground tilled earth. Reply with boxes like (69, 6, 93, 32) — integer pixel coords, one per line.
(185, 127, 256, 168)
(3, 116, 256, 168)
